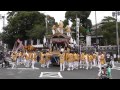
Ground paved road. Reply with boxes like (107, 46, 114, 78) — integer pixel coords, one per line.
(0, 62, 120, 79)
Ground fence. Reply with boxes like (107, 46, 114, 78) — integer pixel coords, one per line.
(75, 45, 119, 53)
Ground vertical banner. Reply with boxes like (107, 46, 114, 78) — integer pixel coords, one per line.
(24, 40, 27, 46)
(76, 18, 80, 45)
(0, 40, 2, 45)
(31, 40, 33, 45)
(4, 44, 6, 49)
(37, 39, 40, 45)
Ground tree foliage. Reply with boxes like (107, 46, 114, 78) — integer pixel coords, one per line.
(65, 11, 92, 29)
(64, 11, 92, 40)
(2, 11, 55, 49)
(97, 16, 120, 45)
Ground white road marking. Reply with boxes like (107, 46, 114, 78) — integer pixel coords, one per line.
(111, 66, 120, 70)
(7, 67, 39, 70)
(39, 72, 63, 78)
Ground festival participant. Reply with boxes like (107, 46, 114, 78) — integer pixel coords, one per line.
(80, 52, 85, 69)
(40, 51, 46, 68)
(73, 52, 79, 69)
(64, 51, 68, 69)
(28, 51, 33, 67)
(67, 51, 74, 71)
(100, 52, 106, 67)
(88, 53, 93, 69)
(93, 52, 97, 66)
(24, 50, 29, 67)
(65, 25, 71, 37)
(58, 20, 64, 34)
(98, 52, 101, 70)
(11, 52, 17, 62)
(22, 51, 27, 66)
(84, 52, 89, 70)
(31, 51, 37, 69)
(98, 52, 106, 71)
(59, 51, 65, 71)
(16, 51, 21, 65)
(45, 51, 51, 68)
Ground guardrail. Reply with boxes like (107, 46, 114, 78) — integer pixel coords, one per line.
(75, 45, 119, 52)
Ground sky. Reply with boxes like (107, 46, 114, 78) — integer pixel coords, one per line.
(0, 11, 118, 33)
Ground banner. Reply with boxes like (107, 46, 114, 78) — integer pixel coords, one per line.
(37, 39, 40, 45)
(24, 40, 27, 46)
(0, 40, 2, 45)
(31, 40, 33, 45)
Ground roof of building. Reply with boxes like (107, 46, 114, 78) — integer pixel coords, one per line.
(46, 33, 71, 39)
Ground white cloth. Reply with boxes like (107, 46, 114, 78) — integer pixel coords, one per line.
(67, 32, 71, 37)
(52, 30, 55, 35)
(107, 54, 110, 58)
(74, 61, 79, 69)
(113, 54, 116, 58)
(46, 61, 50, 68)
(93, 59, 96, 66)
(60, 63, 65, 71)
(31, 61, 35, 69)
(80, 60, 85, 68)
(60, 29, 63, 34)
(85, 59, 89, 69)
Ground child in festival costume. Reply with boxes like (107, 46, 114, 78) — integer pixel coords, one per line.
(106, 63, 112, 79)
(97, 66, 108, 79)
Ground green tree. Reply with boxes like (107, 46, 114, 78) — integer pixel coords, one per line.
(65, 11, 92, 29)
(97, 16, 120, 45)
(63, 19, 69, 28)
(2, 11, 55, 49)
(64, 11, 92, 40)
(46, 15, 55, 35)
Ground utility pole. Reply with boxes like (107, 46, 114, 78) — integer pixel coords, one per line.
(112, 11, 120, 59)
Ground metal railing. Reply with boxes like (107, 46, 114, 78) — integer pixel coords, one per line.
(75, 45, 120, 53)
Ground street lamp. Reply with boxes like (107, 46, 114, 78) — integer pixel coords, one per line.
(112, 11, 120, 59)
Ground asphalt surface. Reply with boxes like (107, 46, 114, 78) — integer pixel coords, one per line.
(0, 62, 120, 79)
(0, 57, 120, 79)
